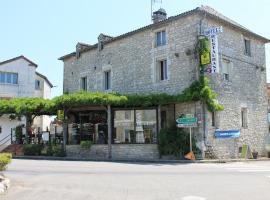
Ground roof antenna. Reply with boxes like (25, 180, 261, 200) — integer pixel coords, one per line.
(151, 0, 163, 22)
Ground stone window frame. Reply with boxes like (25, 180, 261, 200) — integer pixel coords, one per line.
(102, 65, 112, 91)
(243, 37, 251, 57)
(80, 76, 88, 91)
(153, 28, 168, 48)
(211, 112, 216, 127)
(241, 107, 248, 129)
(221, 58, 232, 82)
(155, 56, 170, 83)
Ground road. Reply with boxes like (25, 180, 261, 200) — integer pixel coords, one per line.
(2, 159, 270, 200)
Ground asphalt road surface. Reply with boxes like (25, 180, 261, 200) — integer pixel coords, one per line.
(2, 159, 270, 200)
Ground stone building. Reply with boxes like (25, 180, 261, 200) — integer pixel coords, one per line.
(59, 6, 270, 159)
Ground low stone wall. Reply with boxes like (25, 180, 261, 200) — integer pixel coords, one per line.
(66, 144, 159, 160)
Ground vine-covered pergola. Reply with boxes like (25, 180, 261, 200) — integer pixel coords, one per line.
(0, 75, 223, 156)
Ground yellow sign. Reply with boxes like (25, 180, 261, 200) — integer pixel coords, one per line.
(200, 52, 210, 65)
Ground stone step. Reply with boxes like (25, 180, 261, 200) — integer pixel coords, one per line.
(1, 144, 24, 156)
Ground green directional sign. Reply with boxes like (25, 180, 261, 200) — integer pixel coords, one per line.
(176, 118, 197, 124)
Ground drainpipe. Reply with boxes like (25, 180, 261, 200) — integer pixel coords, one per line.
(199, 11, 208, 155)
(107, 105, 112, 159)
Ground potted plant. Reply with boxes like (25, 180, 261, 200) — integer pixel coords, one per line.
(252, 150, 258, 159)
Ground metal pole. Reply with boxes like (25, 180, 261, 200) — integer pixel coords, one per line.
(11, 128, 13, 144)
(151, 0, 153, 22)
(190, 127, 192, 152)
(107, 105, 112, 159)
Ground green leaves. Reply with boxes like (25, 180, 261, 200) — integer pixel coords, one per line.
(0, 76, 223, 117)
(0, 97, 55, 116)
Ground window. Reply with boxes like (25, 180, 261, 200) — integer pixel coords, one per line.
(80, 77, 87, 91)
(211, 112, 215, 127)
(222, 59, 231, 81)
(12, 73, 18, 84)
(244, 39, 251, 56)
(114, 109, 157, 144)
(6, 73, 12, 84)
(241, 108, 248, 128)
(156, 30, 166, 47)
(104, 70, 111, 90)
(35, 80, 41, 90)
(158, 60, 168, 81)
(0, 72, 5, 83)
(0, 72, 18, 84)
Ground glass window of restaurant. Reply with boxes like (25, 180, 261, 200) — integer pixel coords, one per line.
(113, 109, 157, 144)
(67, 110, 108, 145)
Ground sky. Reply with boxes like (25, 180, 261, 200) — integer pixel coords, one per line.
(0, 0, 270, 97)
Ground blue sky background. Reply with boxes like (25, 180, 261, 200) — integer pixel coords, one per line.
(0, 0, 270, 97)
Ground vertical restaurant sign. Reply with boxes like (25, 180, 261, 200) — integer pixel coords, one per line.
(210, 35, 219, 73)
(204, 26, 223, 74)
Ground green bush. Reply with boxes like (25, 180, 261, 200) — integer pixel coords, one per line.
(158, 127, 201, 158)
(23, 144, 43, 156)
(80, 140, 93, 150)
(15, 125, 23, 144)
(0, 153, 12, 171)
(53, 145, 66, 157)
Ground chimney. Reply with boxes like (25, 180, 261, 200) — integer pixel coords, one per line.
(152, 8, 167, 23)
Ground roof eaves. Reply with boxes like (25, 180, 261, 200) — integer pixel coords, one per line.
(198, 9, 270, 43)
(36, 71, 53, 88)
(58, 8, 199, 61)
(58, 6, 270, 61)
(0, 55, 38, 67)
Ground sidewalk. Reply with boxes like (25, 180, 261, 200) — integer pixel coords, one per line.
(12, 155, 270, 164)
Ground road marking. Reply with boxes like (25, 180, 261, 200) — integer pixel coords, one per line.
(226, 166, 270, 173)
(181, 196, 206, 200)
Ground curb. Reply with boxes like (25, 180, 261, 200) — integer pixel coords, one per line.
(12, 156, 270, 164)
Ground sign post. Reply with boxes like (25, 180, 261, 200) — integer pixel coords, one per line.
(176, 116, 197, 160)
(189, 127, 192, 152)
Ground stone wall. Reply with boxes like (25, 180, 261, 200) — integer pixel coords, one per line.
(66, 144, 159, 160)
(62, 11, 269, 159)
(63, 13, 201, 95)
(203, 18, 269, 158)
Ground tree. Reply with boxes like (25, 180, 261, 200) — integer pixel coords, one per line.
(0, 98, 56, 143)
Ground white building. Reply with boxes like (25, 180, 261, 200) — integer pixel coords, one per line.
(0, 55, 53, 149)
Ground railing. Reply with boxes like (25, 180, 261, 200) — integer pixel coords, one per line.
(0, 134, 12, 151)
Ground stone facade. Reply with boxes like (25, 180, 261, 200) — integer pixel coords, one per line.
(66, 144, 159, 160)
(60, 6, 269, 159)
